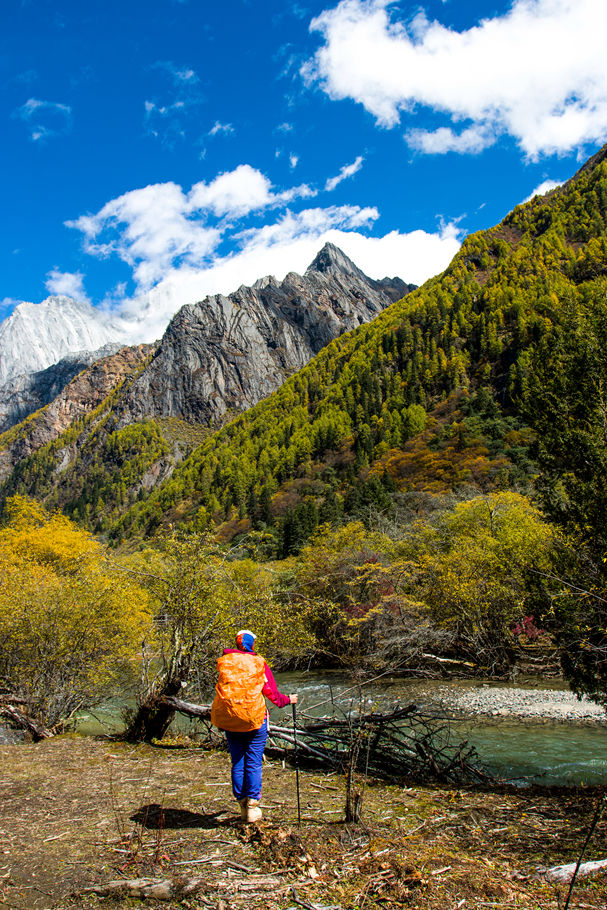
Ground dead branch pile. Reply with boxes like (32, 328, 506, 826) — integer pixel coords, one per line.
(161, 697, 489, 785)
(270, 704, 488, 785)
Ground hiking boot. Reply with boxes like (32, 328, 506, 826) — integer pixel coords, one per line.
(237, 798, 248, 821)
(246, 798, 262, 823)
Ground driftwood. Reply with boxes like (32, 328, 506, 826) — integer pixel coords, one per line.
(275, 705, 489, 784)
(0, 704, 52, 741)
(164, 698, 489, 785)
(543, 858, 607, 883)
(80, 874, 286, 900)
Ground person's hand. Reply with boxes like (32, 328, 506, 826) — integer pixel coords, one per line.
(289, 694, 298, 704)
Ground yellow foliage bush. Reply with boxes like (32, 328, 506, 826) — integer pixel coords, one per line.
(0, 496, 151, 728)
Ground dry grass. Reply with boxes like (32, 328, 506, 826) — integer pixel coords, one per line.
(0, 734, 605, 910)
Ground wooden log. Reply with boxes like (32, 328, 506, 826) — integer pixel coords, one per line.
(0, 705, 52, 741)
(160, 696, 212, 718)
(80, 874, 285, 900)
(543, 858, 607, 883)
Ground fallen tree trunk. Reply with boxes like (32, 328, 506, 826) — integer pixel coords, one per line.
(160, 696, 211, 718)
(159, 697, 489, 785)
(125, 678, 185, 743)
(543, 858, 607, 883)
(80, 875, 285, 900)
(0, 705, 52, 741)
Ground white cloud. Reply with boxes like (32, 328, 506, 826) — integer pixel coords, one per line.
(407, 125, 495, 155)
(325, 154, 364, 190)
(289, 153, 299, 169)
(188, 164, 314, 217)
(154, 60, 199, 84)
(68, 181, 222, 289)
(189, 166, 276, 216)
(14, 97, 72, 141)
(67, 165, 316, 290)
(209, 120, 235, 136)
(45, 269, 90, 302)
(304, 0, 607, 158)
(145, 62, 203, 143)
(522, 179, 564, 203)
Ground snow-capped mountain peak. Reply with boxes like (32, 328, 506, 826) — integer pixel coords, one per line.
(0, 296, 124, 384)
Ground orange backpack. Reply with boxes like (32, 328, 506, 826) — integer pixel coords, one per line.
(210, 652, 267, 732)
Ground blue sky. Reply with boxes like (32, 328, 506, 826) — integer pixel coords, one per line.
(2, 0, 606, 342)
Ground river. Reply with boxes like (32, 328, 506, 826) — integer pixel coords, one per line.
(272, 672, 607, 787)
(73, 671, 607, 788)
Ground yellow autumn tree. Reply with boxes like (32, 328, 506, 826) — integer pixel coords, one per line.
(123, 531, 316, 742)
(0, 496, 150, 730)
(411, 491, 560, 670)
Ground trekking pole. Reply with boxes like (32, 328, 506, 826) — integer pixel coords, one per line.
(292, 701, 301, 826)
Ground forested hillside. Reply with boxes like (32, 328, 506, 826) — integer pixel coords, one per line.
(0, 245, 409, 531)
(111, 147, 607, 559)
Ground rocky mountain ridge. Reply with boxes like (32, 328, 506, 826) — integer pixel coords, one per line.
(118, 243, 412, 425)
(0, 343, 123, 434)
(0, 244, 412, 521)
(0, 345, 154, 482)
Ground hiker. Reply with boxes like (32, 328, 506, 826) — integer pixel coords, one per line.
(211, 629, 297, 823)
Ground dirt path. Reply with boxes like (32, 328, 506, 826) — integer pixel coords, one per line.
(1, 735, 606, 910)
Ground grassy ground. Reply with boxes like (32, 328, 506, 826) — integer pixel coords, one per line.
(1, 734, 606, 910)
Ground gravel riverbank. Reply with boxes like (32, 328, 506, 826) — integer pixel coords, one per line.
(433, 685, 607, 723)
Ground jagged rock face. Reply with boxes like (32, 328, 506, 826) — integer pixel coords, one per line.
(0, 296, 124, 384)
(120, 243, 413, 424)
(0, 344, 153, 481)
(0, 343, 123, 434)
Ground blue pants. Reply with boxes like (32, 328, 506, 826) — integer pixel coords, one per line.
(225, 718, 268, 801)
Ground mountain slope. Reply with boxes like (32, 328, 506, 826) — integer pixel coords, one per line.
(0, 296, 124, 383)
(117, 243, 411, 425)
(0, 343, 123, 433)
(0, 245, 412, 528)
(109, 145, 607, 546)
(0, 344, 154, 483)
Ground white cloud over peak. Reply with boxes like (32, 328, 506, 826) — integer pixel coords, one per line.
(14, 97, 72, 141)
(66, 162, 462, 344)
(67, 165, 316, 290)
(325, 155, 364, 191)
(45, 269, 90, 302)
(304, 0, 607, 158)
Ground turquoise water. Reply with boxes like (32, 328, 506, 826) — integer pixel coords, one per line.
(456, 720, 607, 786)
